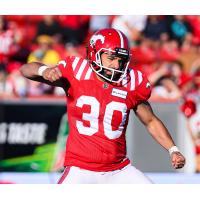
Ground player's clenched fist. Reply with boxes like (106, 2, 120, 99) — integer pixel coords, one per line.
(42, 67, 62, 82)
(171, 152, 186, 169)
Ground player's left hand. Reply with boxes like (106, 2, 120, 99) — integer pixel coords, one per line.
(171, 152, 186, 169)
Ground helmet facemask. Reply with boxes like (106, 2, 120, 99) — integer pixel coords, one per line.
(90, 47, 130, 83)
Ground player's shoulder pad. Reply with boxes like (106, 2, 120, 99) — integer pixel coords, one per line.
(57, 56, 77, 68)
(135, 70, 151, 101)
(57, 56, 92, 81)
(123, 69, 151, 91)
(137, 70, 151, 89)
(57, 56, 77, 79)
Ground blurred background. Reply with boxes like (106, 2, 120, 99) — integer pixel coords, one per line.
(0, 15, 200, 183)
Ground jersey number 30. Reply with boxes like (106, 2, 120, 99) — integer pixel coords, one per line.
(76, 95, 128, 139)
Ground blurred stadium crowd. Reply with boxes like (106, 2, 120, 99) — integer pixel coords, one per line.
(0, 15, 199, 102)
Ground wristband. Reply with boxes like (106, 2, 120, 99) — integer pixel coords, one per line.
(38, 65, 48, 76)
(168, 146, 180, 156)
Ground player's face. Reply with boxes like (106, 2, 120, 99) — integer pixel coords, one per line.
(101, 52, 122, 75)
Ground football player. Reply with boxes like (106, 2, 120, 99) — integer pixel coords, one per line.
(20, 28, 185, 183)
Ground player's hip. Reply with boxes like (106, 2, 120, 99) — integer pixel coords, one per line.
(57, 163, 153, 184)
(64, 156, 130, 172)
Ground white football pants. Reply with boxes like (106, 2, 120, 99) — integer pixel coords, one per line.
(58, 164, 153, 184)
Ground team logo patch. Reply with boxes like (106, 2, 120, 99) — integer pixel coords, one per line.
(103, 82, 109, 89)
(111, 88, 127, 99)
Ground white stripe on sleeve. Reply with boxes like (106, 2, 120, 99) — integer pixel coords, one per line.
(72, 57, 80, 70)
(137, 71, 143, 85)
(85, 67, 93, 80)
(76, 60, 87, 80)
(130, 70, 135, 91)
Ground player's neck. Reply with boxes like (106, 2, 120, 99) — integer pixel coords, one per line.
(95, 73, 106, 82)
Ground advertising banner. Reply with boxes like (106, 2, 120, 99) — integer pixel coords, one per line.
(0, 99, 68, 172)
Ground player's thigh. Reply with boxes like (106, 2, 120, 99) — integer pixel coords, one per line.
(108, 164, 153, 184)
(57, 166, 96, 184)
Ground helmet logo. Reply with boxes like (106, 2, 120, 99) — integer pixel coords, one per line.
(90, 34, 105, 47)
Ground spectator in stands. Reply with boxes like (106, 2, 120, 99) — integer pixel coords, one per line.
(181, 99, 200, 172)
(194, 68, 200, 90)
(166, 60, 191, 90)
(111, 15, 147, 46)
(148, 61, 182, 99)
(89, 15, 111, 33)
(36, 16, 62, 37)
(158, 39, 180, 61)
(0, 15, 28, 68)
(143, 15, 169, 41)
(130, 37, 156, 67)
(185, 16, 200, 45)
(169, 15, 192, 45)
(0, 16, 7, 70)
(180, 33, 194, 53)
(36, 15, 62, 45)
(0, 67, 8, 97)
(5, 61, 28, 97)
(27, 35, 60, 66)
(187, 112, 200, 173)
(181, 67, 200, 168)
(186, 67, 200, 100)
(0, 16, 15, 68)
(58, 15, 90, 46)
(27, 35, 60, 96)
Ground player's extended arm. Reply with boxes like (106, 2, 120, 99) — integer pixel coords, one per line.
(134, 101, 186, 169)
(20, 62, 68, 88)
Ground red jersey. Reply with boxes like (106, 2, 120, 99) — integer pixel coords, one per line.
(58, 56, 151, 171)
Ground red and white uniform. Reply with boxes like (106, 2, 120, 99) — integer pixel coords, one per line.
(58, 55, 151, 173)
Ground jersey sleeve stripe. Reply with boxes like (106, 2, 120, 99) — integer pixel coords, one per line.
(72, 57, 80, 70)
(76, 60, 88, 80)
(79, 62, 89, 80)
(85, 66, 93, 80)
(130, 70, 135, 91)
(137, 71, 143, 85)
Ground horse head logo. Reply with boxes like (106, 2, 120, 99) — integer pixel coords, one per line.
(90, 34, 105, 47)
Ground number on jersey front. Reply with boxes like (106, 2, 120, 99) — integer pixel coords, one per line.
(76, 96, 100, 136)
(76, 95, 127, 139)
